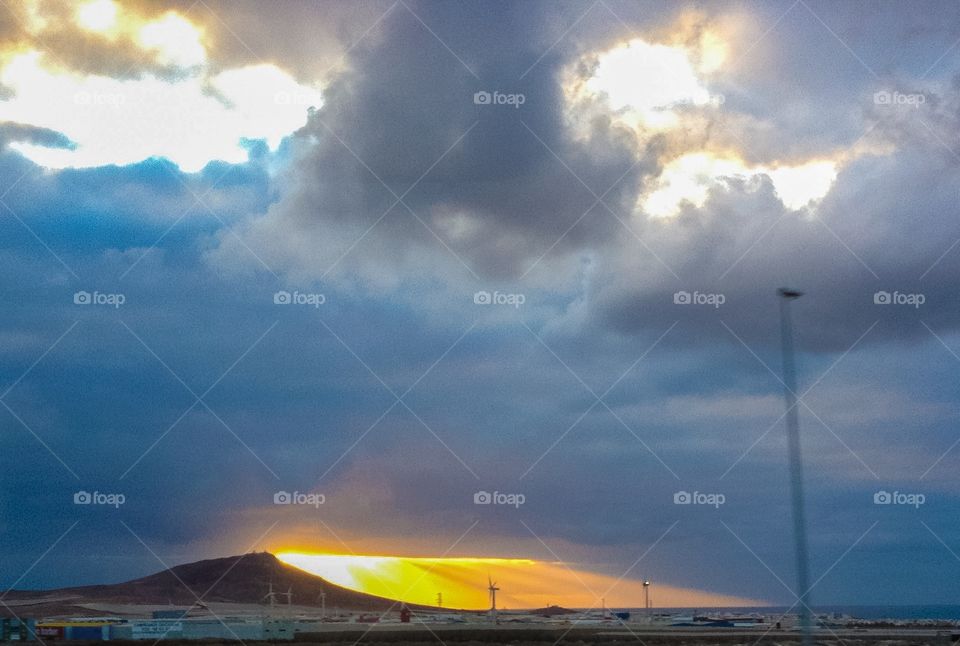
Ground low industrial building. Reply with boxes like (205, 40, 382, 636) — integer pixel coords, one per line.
(110, 618, 276, 641)
(36, 622, 112, 641)
(5, 617, 314, 642)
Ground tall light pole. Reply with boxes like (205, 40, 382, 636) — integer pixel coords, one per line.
(778, 288, 812, 646)
(642, 579, 650, 623)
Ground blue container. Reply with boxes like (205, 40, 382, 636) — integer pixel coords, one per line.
(66, 625, 107, 640)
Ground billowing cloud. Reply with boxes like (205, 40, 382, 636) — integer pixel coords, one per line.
(209, 0, 960, 350)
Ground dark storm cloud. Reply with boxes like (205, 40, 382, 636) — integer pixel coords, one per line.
(186, 0, 397, 84)
(593, 87, 960, 352)
(215, 0, 670, 279)
(214, 0, 960, 353)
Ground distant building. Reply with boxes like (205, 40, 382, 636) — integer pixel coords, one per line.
(0, 618, 36, 641)
(22, 617, 308, 642)
(35, 622, 113, 641)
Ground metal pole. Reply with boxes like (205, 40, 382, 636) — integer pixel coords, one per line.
(643, 580, 650, 623)
(778, 288, 812, 646)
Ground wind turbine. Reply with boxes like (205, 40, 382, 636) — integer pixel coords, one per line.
(487, 575, 500, 624)
(317, 589, 327, 620)
(281, 586, 293, 611)
(262, 582, 278, 609)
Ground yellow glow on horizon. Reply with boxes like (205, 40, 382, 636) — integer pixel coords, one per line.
(76, 0, 118, 33)
(643, 152, 838, 217)
(277, 552, 764, 610)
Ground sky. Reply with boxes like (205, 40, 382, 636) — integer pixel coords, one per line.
(2, 0, 960, 609)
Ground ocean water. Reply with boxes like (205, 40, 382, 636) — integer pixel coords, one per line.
(619, 606, 960, 621)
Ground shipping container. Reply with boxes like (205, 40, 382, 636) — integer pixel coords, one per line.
(65, 625, 108, 641)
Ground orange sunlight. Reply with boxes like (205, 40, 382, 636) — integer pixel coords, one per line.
(276, 552, 764, 610)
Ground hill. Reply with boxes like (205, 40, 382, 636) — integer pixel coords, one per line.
(4, 552, 426, 613)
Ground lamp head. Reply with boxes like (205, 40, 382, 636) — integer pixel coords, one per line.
(778, 288, 803, 299)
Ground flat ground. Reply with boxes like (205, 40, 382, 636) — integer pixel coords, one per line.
(98, 631, 956, 646)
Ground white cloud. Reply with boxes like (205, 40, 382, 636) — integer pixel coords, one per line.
(0, 6, 322, 173)
(76, 0, 118, 33)
(584, 39, 716, 129)
(642, 152, 838, 217)
(136, 12, 206, 68)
